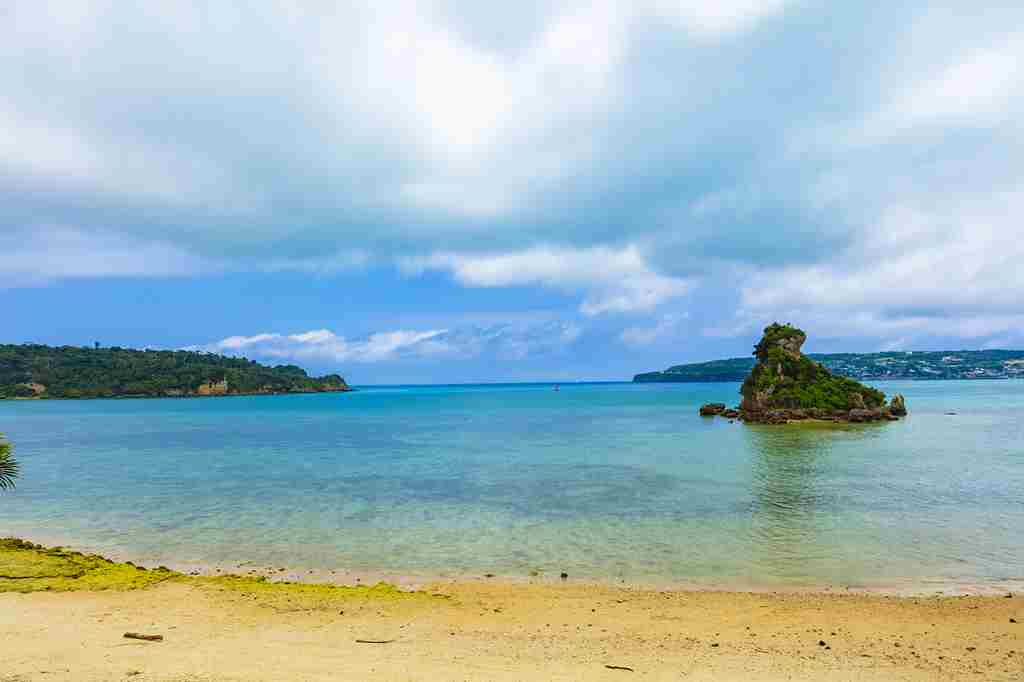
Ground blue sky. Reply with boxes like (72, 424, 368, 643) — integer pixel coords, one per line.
(3, 2, 1023, 383)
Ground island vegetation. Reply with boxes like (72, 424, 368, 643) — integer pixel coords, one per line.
(0, 344, 350, 399)
(700, 323, 907, 424)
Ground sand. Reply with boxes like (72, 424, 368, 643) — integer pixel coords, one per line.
(2, 576, 1022, 682)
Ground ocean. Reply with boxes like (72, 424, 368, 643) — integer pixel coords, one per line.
(1, 380, 1022, 592)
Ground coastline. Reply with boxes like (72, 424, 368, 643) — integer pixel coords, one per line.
(8, 532, 1024, 598)
(2, 538, 1021, 681)
(0, 386, 353, 401)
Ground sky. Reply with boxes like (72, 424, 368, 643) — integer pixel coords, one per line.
(3, 1, 1023, 383)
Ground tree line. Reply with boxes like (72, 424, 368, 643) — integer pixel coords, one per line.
(0, 344, 348, 399)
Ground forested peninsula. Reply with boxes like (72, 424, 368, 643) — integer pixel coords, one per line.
(635, 349, 1024, 383)
(0, 344, 350, 399)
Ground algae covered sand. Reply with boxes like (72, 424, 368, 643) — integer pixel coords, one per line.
(0, 537, 429, 608)
(0, 538, 176, 593)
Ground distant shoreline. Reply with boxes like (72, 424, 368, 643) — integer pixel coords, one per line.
(638, 375, 1023, 384)
(635, 349, 1024, 383)
(5, 375, 1022, 401)
(1, 386, 352, 402)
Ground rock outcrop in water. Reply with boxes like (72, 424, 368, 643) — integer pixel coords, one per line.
(700, 323, 907, 424)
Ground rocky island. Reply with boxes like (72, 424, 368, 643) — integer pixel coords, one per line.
(701, 323, 907, 424)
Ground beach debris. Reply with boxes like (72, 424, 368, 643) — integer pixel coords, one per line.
(1011, 618, 1017, 623)
(604, 664, 634, 672)
(560, 572, 568, 580)
(123, 632, 163, 642)
(819, 640, 826, 646)
(356, 638, 395, 644)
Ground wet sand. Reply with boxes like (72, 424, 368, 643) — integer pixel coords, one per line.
(2, 577, 1021, 681)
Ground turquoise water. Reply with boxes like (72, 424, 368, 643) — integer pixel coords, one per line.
(1, 381, 1022, 591)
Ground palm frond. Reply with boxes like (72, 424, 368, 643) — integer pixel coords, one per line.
(0, 435, 18, 491)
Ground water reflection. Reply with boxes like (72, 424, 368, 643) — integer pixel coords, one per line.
(743, 424, 869, 581)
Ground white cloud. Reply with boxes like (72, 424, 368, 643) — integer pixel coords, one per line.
(0, 226, 213, 287)
(726, 188, 1024, 345)
(194, 329, 450, 365)
(619, 313, 689, 347)
(192, 321, 584, 365)
(901, 43, 1022, 123)
(260, 251, 372, 275)
(0, 226, 371, 287)
(853, 39, 1024, 143)
(741, 190, 1024, 313)
(401, 244, 693, 315)
(645, 0, 791, 37)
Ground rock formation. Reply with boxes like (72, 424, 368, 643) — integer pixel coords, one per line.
(196, 378, 229, 396)
(699, 403, 726, 416)
(699, 323, 908, 424)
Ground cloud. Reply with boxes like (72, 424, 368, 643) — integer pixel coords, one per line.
(619, 313, 689, 347)
(646, 0, 791, 37)
(0, 226, 370, 286)
(0, 226, 214, 287)
(401, 245, 693, 315)
(897, 42, 1022, 124)
(195, 329, 450, 365)
(729, 171, 1024, 345)
(0, 1, 880, 261)
(194, 327, 448, 364)
(3, 2, 1024, 351)
(849, 37, 1024, 144)
(191, 321, 583, 365)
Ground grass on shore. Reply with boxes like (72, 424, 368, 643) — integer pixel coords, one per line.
(0, 538, 429, 605)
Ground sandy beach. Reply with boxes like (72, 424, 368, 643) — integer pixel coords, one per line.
(2, 541, 1021, 682)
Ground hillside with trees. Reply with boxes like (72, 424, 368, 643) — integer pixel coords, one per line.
(0, 344, 350, 399)
(635, 349, 1024, 383)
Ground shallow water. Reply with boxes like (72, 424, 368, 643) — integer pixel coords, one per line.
(1, 381, 1022, 591)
